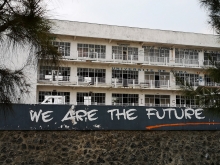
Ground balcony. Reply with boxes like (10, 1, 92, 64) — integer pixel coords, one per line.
(203, 60, 220, 67)
(77, 52, 106, 61)
(174, 58, 200, 67)
(140, 80, 170, 89)
(78, 76, 106, 86)
(111, 78, 139, 87)
(76, 102, 105, 105)
(143, 56, 169, 65)
(145, 103, 170, 107)
(112, 103, 139, 106)
(204, 82, 220, 87)
(176, 104, 199, 108)
(111, 54, 138, 64)
(38, 74, 70, 82)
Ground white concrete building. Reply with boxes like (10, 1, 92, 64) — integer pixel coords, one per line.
(33, 19, 220, 107)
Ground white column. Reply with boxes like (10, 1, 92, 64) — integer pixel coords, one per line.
(106, 92, 112, 105)
(70, 66, 77, 84)
(138, 48, 145, 63)
(70, 90, 76, 105)
(106, 44, 112, 61)
(139, 94, 145, 106)
(198, 50, 204, 67)
(169, 48, 175, 65)
(139, 69, 145, 83)
(170, 93, 176, 107)
(170, 71, 176, 89)
(71, 40, 77, 59)
(105, 67, 112, 85)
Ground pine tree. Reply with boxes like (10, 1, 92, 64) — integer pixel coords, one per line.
(0, 0, 61, 111)
(174, 0, 220, 113)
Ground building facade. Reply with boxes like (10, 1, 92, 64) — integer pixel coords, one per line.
(33, 20, 220, 107)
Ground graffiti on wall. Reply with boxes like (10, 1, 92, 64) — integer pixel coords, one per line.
(0, 104, 220, 130)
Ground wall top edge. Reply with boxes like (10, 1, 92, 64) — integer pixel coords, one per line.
(50, 19, 220, 48)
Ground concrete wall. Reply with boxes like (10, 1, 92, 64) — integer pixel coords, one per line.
(0, 131, 220, 164)
(51, 19, 220, 49)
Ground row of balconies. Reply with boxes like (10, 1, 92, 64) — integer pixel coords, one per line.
(67, 52, 219, 68)
(48, 101, 199, 108)
(39, 74, 220, 89)
(38, 75, 172, 89)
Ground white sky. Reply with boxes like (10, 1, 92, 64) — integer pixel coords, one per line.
(46, 0, 212, 34)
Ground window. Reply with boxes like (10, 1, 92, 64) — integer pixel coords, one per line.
(39, 66, 70, 81)
(176, 95, 198, 108)
(144, 47, 169, 60)
(175, 73, 199, 86)
(204, 52, 220, 65)
(77, 68, 106, 83)
(175, 49, 198, 60)
(77, 92, 105, 105)
(175, 49, 198, 64)
(144, 71, 170, 87)
(145, 95, 170, 107)
(38, 91, 70, 104)
(77, 43, 106, 58)
(112, 46, 138, 60)
(52, 41, 70, 56)
(112, 94, 139, 106)
(112, 69, 138, 84)
(204, 52, 220, 61)
(204, 75, 219, 86)
(144, 71, 170, 81)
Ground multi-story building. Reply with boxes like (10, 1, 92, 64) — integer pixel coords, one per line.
(32, 19, 220, 108)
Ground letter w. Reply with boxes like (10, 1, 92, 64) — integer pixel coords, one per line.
(29, 110, 42, 122)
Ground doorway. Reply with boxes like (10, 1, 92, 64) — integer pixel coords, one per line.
(123, 50, 127, 60)
(155, 98, 160, 106)
(155, 75, 160, 88)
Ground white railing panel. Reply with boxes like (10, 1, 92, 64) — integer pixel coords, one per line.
(38, 74, 70, 82)
(144, 56, 169, 65)
(78, 77, 106, 84)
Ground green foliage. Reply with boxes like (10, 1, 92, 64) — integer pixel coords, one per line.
(200, 0, 220, 35)
(174, 0, 220, 115)
(0, 0, 61, 108)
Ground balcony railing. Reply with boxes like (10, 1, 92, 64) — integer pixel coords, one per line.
(176, 80, 199, 87)
(112, 54, 138, 63)
(38, 74, 70, 82)
(77, 52, 106, 61)
(76, 102, 105, 105)
(111, 78, 139, 87)
(175, 58, 199, 67)
(145, 103, 170, 107)
(112, 103, 139, 106)
(140, 80, 170, 88)
(176, 104, 199, 108)
(144, 56, 169, 65)
(78, 76, 106, 85)
(205, 82, 220, 86)
(203, 60, 220, 66)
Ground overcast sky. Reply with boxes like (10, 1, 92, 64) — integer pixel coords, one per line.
(46, 0, 212, 34)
